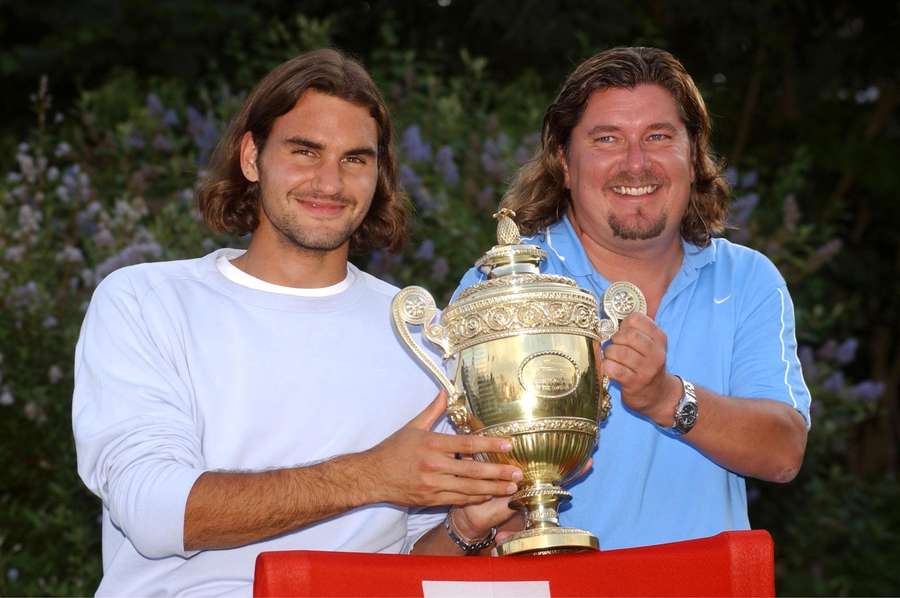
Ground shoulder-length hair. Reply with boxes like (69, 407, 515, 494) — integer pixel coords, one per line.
(197, 48, 409, 254)
(503, 46, 729, 247)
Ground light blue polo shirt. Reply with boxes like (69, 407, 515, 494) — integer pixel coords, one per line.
(454, 215, 811, 550)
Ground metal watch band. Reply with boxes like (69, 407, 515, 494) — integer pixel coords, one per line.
(670, 375, 699, 435)
(444, 511, 496, 554)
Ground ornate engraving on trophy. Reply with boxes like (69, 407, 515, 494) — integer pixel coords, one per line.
(519, 351, 580, 399)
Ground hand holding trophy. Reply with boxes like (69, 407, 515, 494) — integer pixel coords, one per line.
(392, 210, 645, 555)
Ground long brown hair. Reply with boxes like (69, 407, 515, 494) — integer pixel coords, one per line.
(503, 47, 729, 246)
(197, 48, 409, 254)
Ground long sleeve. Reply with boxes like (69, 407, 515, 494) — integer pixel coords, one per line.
(73, 271, 205, 559)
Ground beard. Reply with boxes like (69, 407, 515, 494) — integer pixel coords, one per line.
(261, 194, 363, 253)
(608, 209, 668, 240)
(605, 169, 668, 240)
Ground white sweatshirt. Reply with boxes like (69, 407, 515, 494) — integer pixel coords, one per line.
(73, 249, 443, 597)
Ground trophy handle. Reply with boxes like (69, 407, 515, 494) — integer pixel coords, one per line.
(597, 317, 618, 343)
(594, 282, 647, 422)
(391, 286, 471, 433)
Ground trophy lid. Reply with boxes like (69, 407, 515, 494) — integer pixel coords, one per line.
(441, 210, 601, 353)
(394, 209, 646, 358)
(474, 209, 546, 278)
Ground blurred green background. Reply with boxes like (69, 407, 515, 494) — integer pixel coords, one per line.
(0, 1, 897, 595)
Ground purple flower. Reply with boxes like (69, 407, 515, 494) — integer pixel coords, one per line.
(162, 109, 179, 128)
(123, 134, 146, 150)
(55, 185, 70, 203)
(146, 93, 165, 118)
(740, 170, 758, 187)
(186, 106, 219, 164)
(18, 205, 42, 234)
(16, 153, 36, 183)
(93, 227, 115, 247)
(729, 193, 759, 229)
(514, 144, 532, 165)
(822, 371, 845, 393)
(415, 239, 435, 261)
(724, 167, 738, 187)
(401, 125, 432, 162)
(153, 134, 176, 153)
(399, 163, 421, 189)
(480, 152, 499, 176)
(854, 85, 880, 104)
(834, 338, 859, 365)
(432, 257, 449, 283)
(848, 380, 884, 402)
(56, 245, 84, 264)
(477, 185, 496, 210)
(522, 131, 540, 150)
(7, 281, 40, 310)
(4, 246, 25, 262)
(435, 145, 459, 185)
(93, 232, 163, 281)
(817, 339, 838, 361)
(54, 142, 71, 158)
(80, 268, 96, 288)
(798, 345, 818, 380)
(368, 250, 403, 278)
(809, 239, 843, 268)
(399, 164, 432, 211)
(61, 164, 90, 201)
(480, 135, 507, 177)
(809, 399, 822, 418)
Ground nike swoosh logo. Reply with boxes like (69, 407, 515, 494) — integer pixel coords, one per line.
(714, 295, 732, 304)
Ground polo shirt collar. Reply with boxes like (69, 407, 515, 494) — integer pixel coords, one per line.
(541, 213, 717, 282)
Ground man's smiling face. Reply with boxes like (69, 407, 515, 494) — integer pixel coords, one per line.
(241, 89, 379, 255)
(560, 83, 694, 249)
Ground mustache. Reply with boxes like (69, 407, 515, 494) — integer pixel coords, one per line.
(290, 192, 353, 205)
(606, 172, 665, 187)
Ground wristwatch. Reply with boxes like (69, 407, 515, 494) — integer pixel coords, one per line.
(444, 509, 496, 555)
(670, 375, 699, 435)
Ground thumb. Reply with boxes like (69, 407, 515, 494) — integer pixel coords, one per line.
(407, 389, 448, 430)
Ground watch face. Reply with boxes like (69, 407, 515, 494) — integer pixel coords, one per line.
(677, 401, 699, 430)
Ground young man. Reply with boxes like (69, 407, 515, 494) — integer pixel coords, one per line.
(456, 47, 811, 550)
(73, 49, 519, 597)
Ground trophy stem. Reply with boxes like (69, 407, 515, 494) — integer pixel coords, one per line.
(510, 483, 568, 530)
(499, 483, 599, 556)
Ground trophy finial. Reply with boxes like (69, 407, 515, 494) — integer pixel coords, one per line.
(477, 208, 544, 277)
(493, 208, 520, 246)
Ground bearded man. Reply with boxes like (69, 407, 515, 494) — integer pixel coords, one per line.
(455, 46, 811, 550)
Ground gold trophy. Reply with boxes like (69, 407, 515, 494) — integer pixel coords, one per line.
(391, 210, 645, 555)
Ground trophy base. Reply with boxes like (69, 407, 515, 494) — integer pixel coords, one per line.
(496, 527, 599, 556)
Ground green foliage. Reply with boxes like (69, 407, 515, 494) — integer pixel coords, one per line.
(736, 154, 898, 596)
(1, 3, 898, 596)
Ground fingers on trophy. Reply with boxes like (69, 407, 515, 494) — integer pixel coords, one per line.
(391, 210, 646, 555)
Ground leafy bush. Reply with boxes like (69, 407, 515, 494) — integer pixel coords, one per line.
(1, 11, 896, 597)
